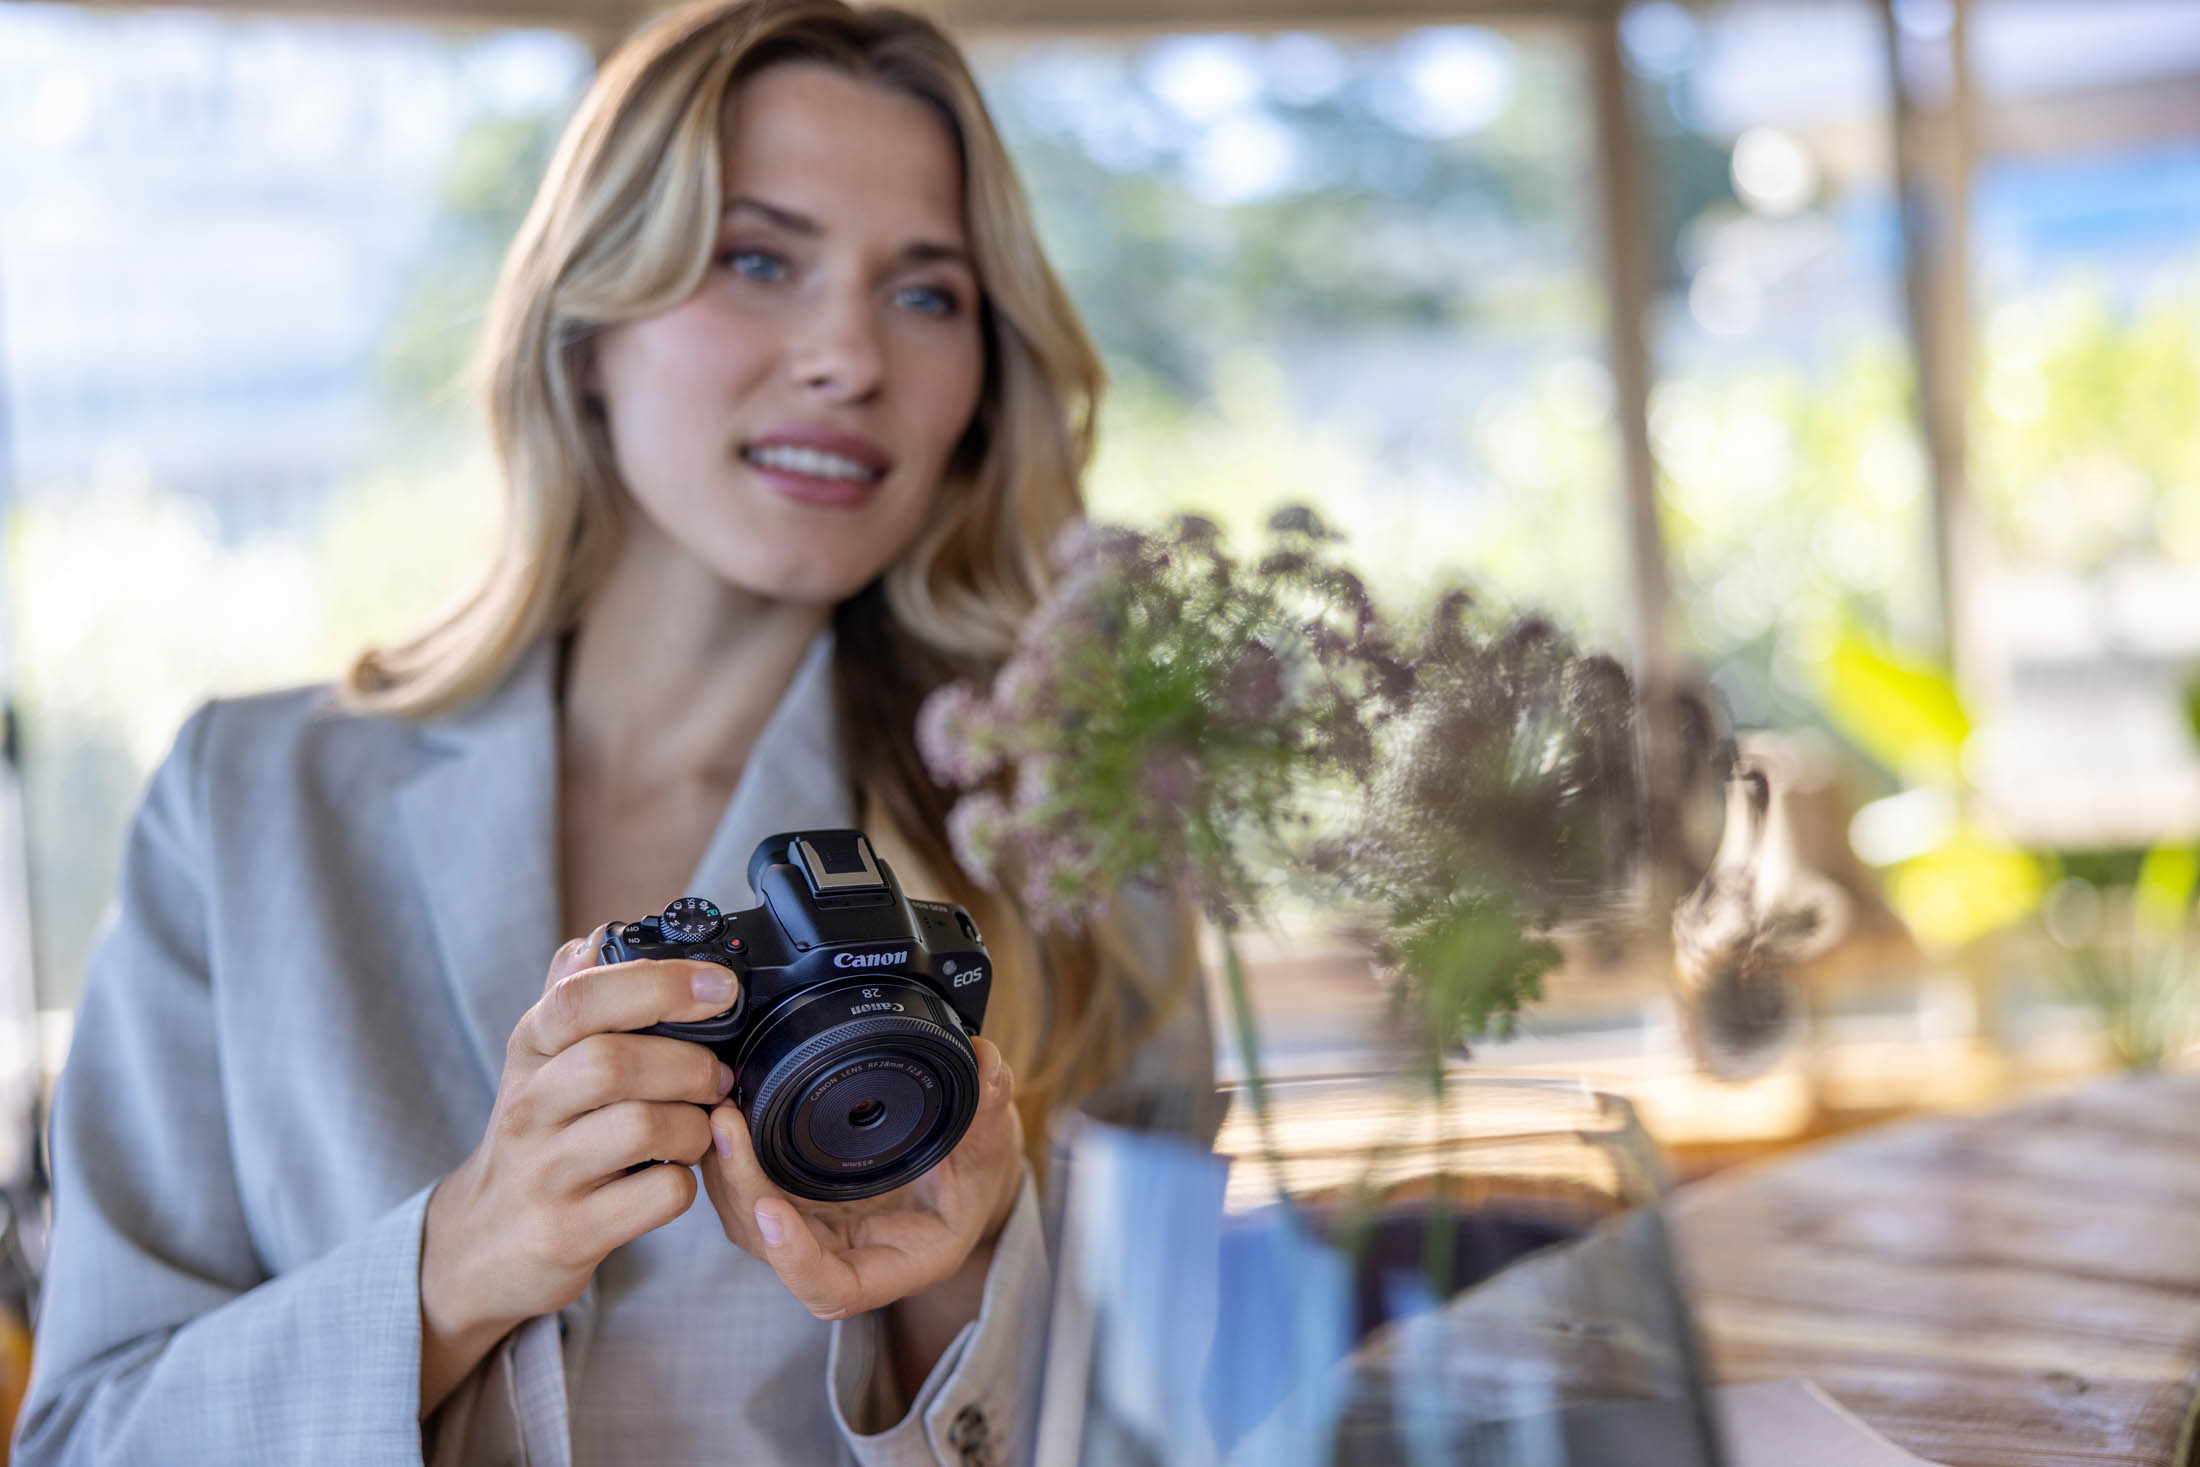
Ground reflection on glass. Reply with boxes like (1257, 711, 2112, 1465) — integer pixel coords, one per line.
(1038, 1076, 1724, 1467)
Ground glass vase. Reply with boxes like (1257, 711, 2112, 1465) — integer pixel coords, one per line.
(1035, 1074, 1726, 1467)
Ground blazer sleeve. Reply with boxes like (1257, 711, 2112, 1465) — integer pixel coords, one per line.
(14, 704, 439, 1467)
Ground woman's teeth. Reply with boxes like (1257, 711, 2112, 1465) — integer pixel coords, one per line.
(742, 444, 882, 483)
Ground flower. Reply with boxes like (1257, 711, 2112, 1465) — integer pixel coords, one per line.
(1136, 745, 1206, 819)
(915, 503, 1684, 1067)
(1266, 504, 1340, 542)
(1021, 829, 1109, 929)
(915, 680, 1006, 787)
(945, 792, 1010, 889)
(918, 507, 1382, 932)
(1219, 641, 1285, 726)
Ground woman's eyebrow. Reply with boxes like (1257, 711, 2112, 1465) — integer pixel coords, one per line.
(723, 195, 972, 269)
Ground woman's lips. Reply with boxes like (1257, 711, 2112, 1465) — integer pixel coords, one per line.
(741, 456, 884, 509)
(739, 461, 875, 508)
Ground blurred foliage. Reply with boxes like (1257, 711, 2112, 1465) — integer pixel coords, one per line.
(982, 33, 1602, 395)
(1814, 624, 1971, 788)
(1806, 622, 2046, 951)
(1083, 355, 1627, 647)
(6, 452, 498, 995)
(1628, 68, 1743, 292)
(2044, 845, 2200, 1072)
(1974, 275, 2200, 569)
(379, 112, 561, 409)
(1887, 824, 2049, 954)
(2136, 842, 2200, 932)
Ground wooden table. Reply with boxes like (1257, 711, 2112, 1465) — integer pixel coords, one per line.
(1668, 1069, 2200, 1467)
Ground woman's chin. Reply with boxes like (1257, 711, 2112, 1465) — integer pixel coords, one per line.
(711, 552, 892, 609)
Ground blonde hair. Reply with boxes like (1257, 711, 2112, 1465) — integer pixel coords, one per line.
(341, 0, 1194, 1164)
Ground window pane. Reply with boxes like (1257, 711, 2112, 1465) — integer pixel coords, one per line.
(0, 5, 589, 1009)
(1622, 0, 1934, 729)
(1965, 0, 2200, 845)
(972, 25, 1628, 650)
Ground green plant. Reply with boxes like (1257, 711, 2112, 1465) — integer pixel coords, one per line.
(2044, 844, 2200, 1071)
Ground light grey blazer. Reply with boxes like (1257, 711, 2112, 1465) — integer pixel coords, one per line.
(15, 629, 1209, 1467)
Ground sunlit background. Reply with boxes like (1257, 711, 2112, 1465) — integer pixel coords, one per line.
(4, 0, 2199, 1186)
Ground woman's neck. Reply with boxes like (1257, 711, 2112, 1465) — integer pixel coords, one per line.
(558, 524, 833, 794)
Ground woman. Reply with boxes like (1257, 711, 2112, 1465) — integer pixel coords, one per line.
(17, 3, 1212, 1462)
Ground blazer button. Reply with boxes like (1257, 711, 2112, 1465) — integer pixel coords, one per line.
(946, 1403, 992, 1466)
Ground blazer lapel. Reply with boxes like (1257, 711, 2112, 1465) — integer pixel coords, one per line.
(397, 638, 565, 1097)
(393, 627, 860, 1098)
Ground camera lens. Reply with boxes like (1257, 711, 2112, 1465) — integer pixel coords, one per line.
(736, 977, 981, 1202)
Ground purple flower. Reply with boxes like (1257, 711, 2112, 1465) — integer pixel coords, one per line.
(1219, 641, 1286, 725)
(1015, 567, 1110, 666)
(1049, 517, 1150, 576)
(1173, 513, 1220, 545)
(1136, 746, 1206, 819)
(992, 654, 1052, 722)
(945, 791, 1011, 887)
(1014, 753, 1066, 814)
(1021, 829, 1109, 930)
(1048, 517, 1103, 573)
(916, 682, 1005, 788)
(1267, 504, 1339, 541)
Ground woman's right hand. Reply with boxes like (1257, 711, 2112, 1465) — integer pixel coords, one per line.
(417, 926, 741, 1415)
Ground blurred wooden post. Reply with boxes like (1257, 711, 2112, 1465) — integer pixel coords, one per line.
(1588, 8, 1701, 987)
(1880, 0, 2005, 1076)
(1588, 6, 1674, 695)
(1877, 0, 1979, 684)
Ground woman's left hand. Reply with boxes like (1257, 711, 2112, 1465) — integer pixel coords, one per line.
(699, 1036, 1024, 1324)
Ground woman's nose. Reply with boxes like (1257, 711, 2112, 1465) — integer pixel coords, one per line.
(789, 290, 885, 402)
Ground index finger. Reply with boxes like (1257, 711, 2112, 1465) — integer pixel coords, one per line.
(516, 960, 741, 1063)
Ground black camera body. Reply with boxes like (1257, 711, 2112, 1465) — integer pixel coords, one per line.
(600, 829, 992, 1202)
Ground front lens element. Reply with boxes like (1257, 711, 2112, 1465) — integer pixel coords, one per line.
(739, 978, 979, 1201)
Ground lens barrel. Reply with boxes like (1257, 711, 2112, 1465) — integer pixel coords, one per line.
(737, 976, 981, 1201)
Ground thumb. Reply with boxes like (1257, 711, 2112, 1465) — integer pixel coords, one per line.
(545, 922, 611, 991)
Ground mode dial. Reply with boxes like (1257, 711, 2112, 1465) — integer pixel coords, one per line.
(658, 897, 724, 944)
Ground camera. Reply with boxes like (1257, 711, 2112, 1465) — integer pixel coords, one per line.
(600, 829, 992, 1202)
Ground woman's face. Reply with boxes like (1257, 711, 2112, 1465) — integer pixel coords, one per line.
(588, 63, 986, 607)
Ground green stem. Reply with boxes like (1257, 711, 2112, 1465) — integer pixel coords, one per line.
(1218, 924, 1295, 1204)
(1420, 1047, 1455, 1303)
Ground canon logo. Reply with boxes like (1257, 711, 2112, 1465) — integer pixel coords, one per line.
(834, 950, 908, 970)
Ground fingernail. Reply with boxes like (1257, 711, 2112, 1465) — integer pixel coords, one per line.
(716, 1063, 735, 1098)
(713, 1117, 733, 1158)
(692, 970, 737, 1003)
(754, 1202, 783, 1247)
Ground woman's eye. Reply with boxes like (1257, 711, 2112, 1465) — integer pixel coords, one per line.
(898, 283, 960, 317)
(723, 248, 785, 282)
